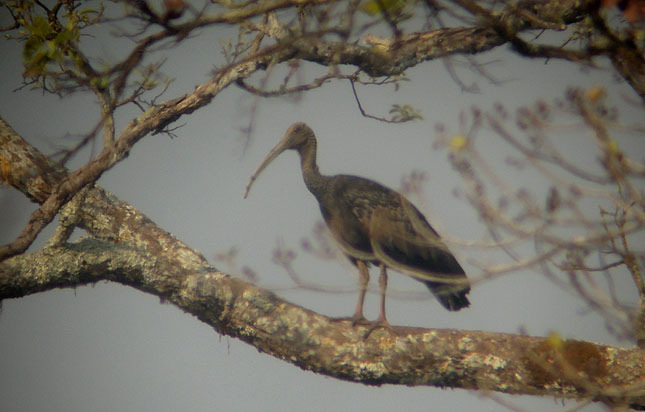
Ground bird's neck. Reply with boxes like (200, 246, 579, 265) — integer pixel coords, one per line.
(298, 139, 327, 197)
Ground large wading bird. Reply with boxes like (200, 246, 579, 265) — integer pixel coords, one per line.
(244, 122, 470, 326)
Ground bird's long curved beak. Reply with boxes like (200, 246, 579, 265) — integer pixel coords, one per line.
(243, 140, 289, 198)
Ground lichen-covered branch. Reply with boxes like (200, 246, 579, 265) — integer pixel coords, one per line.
(0, 37, 295, 258)
(0, 116, 209, 271)
(1, 239, 644, 409)
(449, 0, 645, 99)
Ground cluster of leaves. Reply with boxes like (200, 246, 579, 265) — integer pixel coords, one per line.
(5, 1, 102, 87)
(389, 103, 423, 122)
(360, 0, 416, 22)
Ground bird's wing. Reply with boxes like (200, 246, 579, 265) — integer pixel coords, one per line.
(368, 198, 469, 286)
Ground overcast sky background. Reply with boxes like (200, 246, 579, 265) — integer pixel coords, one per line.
(0, 2, 642, 412)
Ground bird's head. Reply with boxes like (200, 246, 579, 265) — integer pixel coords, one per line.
(243, 122, 315, 198)
(281, 122, 314, 150)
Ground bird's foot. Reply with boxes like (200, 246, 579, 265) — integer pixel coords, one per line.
(330, 315, 396, 339)
(361, 318, 394, 340)
(331, 314, 371, 326)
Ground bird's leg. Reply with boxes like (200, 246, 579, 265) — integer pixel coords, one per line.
(362, 264, 393, 339)
(376, 264, 388, 323)
(331, 260, 369, 325)
(350, 260, 370, 324)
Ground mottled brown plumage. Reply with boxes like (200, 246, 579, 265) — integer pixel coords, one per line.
(244, 122, 470, 323)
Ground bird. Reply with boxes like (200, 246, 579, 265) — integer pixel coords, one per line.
(244, 122, 470, 326)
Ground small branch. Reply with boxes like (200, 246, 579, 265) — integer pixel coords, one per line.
(236, 72, 341, 97)
(0, 92, 144, 260)
(0, 5, 20, 32)
(486, 113, 612, 185)
(0, 36, 308, 258)
(0, 116, 210, 270)
(442, 56, 480, 93)
(350, 79, 403, 123)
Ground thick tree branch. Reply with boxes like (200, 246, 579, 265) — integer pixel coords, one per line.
(0, 117, 209, 271)
(1, 239, 644, 409)
(9, 0, 644, 104)
(0, 39, 296, 259)
(449, 0, 645, 99)
(293, 27, 503, 77)
(605, 39, 645, 102)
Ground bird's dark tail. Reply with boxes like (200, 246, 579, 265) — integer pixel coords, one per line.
(422, 281, 470, 311)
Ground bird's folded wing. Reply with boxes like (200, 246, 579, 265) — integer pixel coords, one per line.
(369, 207, 469, 285)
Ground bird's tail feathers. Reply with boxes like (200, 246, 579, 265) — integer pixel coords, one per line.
(423, 280, 471, 311)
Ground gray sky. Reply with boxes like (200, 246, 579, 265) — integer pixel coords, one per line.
(0, 3, 642, 412)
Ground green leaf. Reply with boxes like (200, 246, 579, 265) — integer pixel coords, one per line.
(46, 40, 57, 58)
(389, 104, 423, 122)
(360, 0, 410, 15)
(30, 16, 50, 38)
(55, 29, 75, 45)
(23, 36, 42, 59)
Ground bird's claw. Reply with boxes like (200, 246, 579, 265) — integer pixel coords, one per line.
(331, 315, 396, 339)
(331, 314, 370, 326)
(361, 318, 394, 340)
